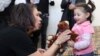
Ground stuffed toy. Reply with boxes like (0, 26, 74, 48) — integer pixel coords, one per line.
(47, 20, 78, 48)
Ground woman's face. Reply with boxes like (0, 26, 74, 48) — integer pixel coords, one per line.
(33, 8, 42, 31)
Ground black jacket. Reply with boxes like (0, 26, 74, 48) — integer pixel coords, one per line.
(0, 26, 36, 56)
(61, 0, 86, 10)
(37, 0, 49, 13)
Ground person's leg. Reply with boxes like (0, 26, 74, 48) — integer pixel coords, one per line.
(81, 52, 94, 56)
(74, 52, 94, 56)
(41, 13, 48, 49)
(56, 10, 69, 34)
(68, 10, 75, 29)
(26, 0, 31, 3)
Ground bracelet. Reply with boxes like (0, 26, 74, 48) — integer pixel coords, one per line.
(54, 41, 61, 48)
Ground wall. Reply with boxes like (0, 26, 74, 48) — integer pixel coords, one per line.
(92, 0, 100, 26)
(47, 0, 100, 36)
(47, 0, 62, 35)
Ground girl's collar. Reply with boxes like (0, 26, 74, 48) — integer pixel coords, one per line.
(76, 21, 91, 26)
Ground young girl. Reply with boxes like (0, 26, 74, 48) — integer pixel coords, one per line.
(68, 0, 96, 56)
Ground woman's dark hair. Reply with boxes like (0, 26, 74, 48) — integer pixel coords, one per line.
(9, 3, 36, 30)
(75, 0, 96, 23)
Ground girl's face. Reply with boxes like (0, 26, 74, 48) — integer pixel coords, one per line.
(33, 7, 42, 31)
(74, 7, 89, 24)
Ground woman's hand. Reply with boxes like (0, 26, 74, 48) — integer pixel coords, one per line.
(69, 4, 76, 10)
(55, 30, 71, 45)
(68, 40, 75, 47)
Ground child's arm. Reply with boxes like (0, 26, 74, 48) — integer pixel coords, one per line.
(74, 33, 92, 50)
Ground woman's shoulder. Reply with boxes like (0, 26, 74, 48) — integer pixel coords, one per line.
(0, 26, 28, 38)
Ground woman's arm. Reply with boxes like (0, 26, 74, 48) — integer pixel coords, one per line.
(28, 43, 59, 56)
(29, 30, 71, 56)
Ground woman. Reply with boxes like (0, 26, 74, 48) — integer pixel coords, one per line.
(0, 3, 71, 56)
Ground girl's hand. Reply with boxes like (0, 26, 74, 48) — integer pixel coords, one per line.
(68, 40, 75, 47)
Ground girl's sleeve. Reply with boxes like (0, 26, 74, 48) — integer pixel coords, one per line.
(74, 33, 92, 50)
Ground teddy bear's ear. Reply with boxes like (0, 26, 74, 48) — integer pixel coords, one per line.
(64, 20, 69, 25)
(0, 0, 11, 12)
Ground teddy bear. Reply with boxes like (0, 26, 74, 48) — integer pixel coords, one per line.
(47, 20, 78, 48)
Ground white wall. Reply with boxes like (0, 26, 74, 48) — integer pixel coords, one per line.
(92, 0, 100, 26)
(47, 0, 100, 36)
(47, 0, 62, 35)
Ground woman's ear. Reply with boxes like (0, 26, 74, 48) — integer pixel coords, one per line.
(49, 0, 55, 6)
(86, 12, 90, 18)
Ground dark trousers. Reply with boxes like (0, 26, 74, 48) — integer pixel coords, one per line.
(61, 10, 75, 29)
(75, 52, 94, 56)
(31, 13, 48, 49)
(68, 10, 75, 29)
(26, 0, 30, 3)
(41, 14, 48, 49)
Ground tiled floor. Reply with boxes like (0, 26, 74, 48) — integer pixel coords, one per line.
(93, 26, 100, 56)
